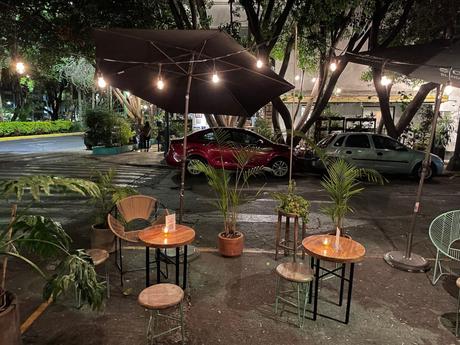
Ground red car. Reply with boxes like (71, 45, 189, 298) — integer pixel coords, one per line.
(165, 128, 292, 177)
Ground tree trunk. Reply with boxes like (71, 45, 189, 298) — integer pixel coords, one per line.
(236, 116, 246, 128)
(447, 116, 460, 171)
(372, 67, 398, 138)
(214, 115, 226, 127)
(271, 97, 292, 142)
(204, 114, 218, 127)
(77, 88, 82, 121)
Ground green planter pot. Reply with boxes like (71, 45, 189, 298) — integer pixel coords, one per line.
(92, 145, 133, 155)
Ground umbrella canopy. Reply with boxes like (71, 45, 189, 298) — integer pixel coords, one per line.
(94, 28, 293, 116)
(348, 39, 460, 87)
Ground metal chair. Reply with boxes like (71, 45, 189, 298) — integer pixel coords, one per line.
(429, 210, 460, 285)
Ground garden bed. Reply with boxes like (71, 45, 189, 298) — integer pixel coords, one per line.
(92, 145, 133, 155)
(0, 120, 74, 137)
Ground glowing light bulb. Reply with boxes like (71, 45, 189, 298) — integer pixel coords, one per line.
(335, 88, 342, 94)
(126, 91, 131, 96)
(311, 77, 317, 83)
(294, 75, 300, 81)
(212, 73, 220, 83)
(157, 78, 164, 90)
(329, 62, 337, 72)
(256, 59, 263, 68)
(380, 75, 392, 86)
(16, 62, 25, 74)
(97, 76, 107, 88)
(445, 84, 454, 95)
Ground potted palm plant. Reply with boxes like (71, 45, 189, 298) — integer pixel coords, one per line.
(273, 180, 310, 221)
(0, 176, 106, 345)
(90, 169, 138, 252)
(321, 159, 385, 244)
(191, 138, 264, 257)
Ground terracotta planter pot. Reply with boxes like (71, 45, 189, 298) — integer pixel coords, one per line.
(218, 232, 244, 257)
(90, 224, 116, 253)
(0, 292, 22, 345)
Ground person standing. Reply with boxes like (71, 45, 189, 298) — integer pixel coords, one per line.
(141, 121, 152, 152)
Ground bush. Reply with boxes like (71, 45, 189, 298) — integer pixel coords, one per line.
(85, 108, 134, 148)
(0, 120, 73, 137)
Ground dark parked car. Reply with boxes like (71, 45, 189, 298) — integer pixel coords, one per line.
(165, 128, 292, 177)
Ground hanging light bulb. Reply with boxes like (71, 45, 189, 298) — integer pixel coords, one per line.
(311, 77, 317, 83)
(329, 60, 337, 72)
(294, 75, 300, 81)
(256, 59, 263, 68)
(212, 59, 220, 83)
(335, 88, 342, 95)
(445, 81, 453, 95)
(97, 76, 107, 88)
(16, 62, 25, 74)
(380, 75, 392, 86)
(156, 64, 165, 90)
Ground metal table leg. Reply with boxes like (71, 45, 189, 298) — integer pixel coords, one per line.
(338, 263, 346, 306)
(313, 258, 320, 321)
(183, 245, 188, 290)
(175, 247, 180, 285)
(146, 247, 150, 287)
(156, 248, 161, 284)
(345, 263, 355, 324)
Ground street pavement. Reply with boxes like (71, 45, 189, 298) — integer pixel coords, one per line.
(0, 133, 86, 153)
(2, 135, 460, 344)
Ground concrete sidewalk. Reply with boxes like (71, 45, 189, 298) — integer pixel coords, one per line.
(10, 250, 458, 345)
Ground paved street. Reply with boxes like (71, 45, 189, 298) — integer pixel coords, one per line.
(0, 134, 86, 153)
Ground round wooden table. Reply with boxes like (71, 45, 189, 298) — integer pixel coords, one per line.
(139, 224, 195, 289)
(302, 234, 365, 324)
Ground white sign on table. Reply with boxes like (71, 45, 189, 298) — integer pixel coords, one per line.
(165, 213, 176, 232)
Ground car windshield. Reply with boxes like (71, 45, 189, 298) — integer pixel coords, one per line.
(317, 134, 337, 148)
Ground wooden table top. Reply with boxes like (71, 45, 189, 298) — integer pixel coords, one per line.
(138, 224, 195, 248)
(302, 234, 365, 263)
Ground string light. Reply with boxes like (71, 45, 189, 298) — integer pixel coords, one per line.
(329, 60, 337, 72)
(311, 77, 317, 82)
(380, 75, 392, 86)
(294, 75, 300, 81)
(157, 64, 164, 90)
(16, 62, 25, 74)
(212, 59, 220, 83)
(97, 76, 107, 88)
(256, 59, 263, 68)
(335, 88, 342, 95)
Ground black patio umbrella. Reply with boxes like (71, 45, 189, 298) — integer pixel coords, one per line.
(347, 39, 459, 272)
(94, 28, 293, 221)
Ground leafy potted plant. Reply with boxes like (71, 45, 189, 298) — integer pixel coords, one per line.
(191, 138, 264, 257)
(433, 112, 454, 160)
(321, 159, 385, 244)
(273, 180, 310, 220)
(90, 169, 138, 252)
(0, 176, 106, 345)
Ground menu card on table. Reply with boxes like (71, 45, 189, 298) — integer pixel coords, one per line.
(165, 213, 176, 232)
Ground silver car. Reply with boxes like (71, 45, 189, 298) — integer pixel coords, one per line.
(313, 132, 444, 179)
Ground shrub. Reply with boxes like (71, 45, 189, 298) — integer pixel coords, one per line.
(0, 120, 73, 137)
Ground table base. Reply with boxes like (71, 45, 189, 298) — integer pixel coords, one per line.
(146, 245, 189, 290)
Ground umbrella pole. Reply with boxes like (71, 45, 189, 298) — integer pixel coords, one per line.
(179, 65, 194, 224)
(384, 84, 444, 272)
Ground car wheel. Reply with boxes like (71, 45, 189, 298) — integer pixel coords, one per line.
(271, 158, 289, 178)
(186, 156, 206, 176)
(414, 162, 434, 180)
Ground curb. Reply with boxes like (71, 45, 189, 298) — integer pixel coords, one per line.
(0, 132, 84, 142)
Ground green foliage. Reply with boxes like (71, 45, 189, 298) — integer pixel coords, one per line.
(190, 129, 264, 236)
(91, 169, 138, 226)
(253, 117, 280, 142)
(44, 250, 106, 310)
(435, 113, 454, 148)
(273, 181, 310, 220)
(0, 175, 106, 310)
(321, 159, 385, 230)
(52, 57, 95, 90)
(0, 120, 73, 137)
(19, 76, 35, 92)
(85, 108, 134, 147)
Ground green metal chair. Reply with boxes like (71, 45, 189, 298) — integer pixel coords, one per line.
(429, 210, 460, 285)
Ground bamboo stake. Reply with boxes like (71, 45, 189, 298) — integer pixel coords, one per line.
(20, 297, 53, 334)
(1, 204, 17, 290)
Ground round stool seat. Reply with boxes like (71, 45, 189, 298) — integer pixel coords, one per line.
(85, 249, 109, 266)
(276, 262, 313, 283)
(456, 277, 460, 289)
(138, 283, 184, 310)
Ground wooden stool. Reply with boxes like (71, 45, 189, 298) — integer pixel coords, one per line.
(138, 283, 185, 344)
(275, 210, 306, 262)
(274, 262, 313, 327)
